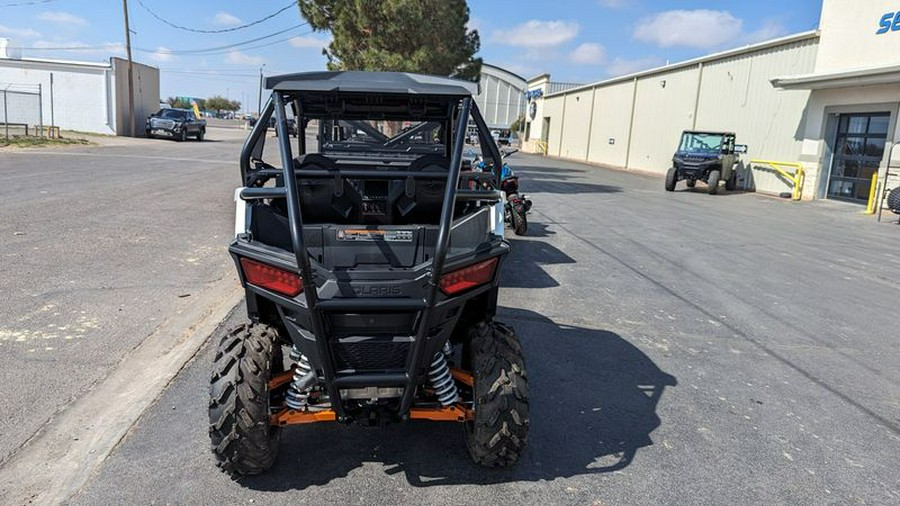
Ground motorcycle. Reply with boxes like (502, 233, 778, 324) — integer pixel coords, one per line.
(470, 149, 532, 236)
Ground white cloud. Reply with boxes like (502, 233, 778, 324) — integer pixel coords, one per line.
(491, 20, 580, 48)
(0, 24, 41, 38)
(149, 46, 175, 62)
(225, 50, 263, 65)
(36, 11, 88, 27)
(607, 56, 664, 76)
(743, 20, 788, 45)
(569, 43, 606, 65)
(634, 10, 742, 49)
(213, 12, 242, 26)
(467, 17, 482, 32)
(288, 35, 329, 49)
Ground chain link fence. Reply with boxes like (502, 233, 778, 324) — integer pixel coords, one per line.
(1, 82, 44, 140)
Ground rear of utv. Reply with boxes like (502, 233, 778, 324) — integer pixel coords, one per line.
(209, 72, 529, 476)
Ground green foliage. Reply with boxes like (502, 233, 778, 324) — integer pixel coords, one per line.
(165, 96, 180, 108)
(205, 95, 241, 112)
(297, 0, 481, 80)
(510, 114, 525, 133)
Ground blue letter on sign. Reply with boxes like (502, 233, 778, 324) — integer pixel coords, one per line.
(877, 12, 893, 34)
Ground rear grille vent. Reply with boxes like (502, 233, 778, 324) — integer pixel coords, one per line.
(332, 339, 411, 371)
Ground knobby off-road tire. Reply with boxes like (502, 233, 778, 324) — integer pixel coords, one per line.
(512, 205, 528, 236)
(725, 171, 737, 191)
(209, 323, 281, 476)
(686, 179, 696, 188)
(708, 169, 721, 195)
(887, 186, 900, 213)
(465, 321, 529, 467)
(665, 168, 677, 192)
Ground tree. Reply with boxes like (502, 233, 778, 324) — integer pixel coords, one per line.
(298, 0, 481, 80)
(206, 95, 241, 112)
(165, 96, 180, 108)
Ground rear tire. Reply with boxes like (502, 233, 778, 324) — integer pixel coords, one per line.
(209, 323, 281, 476)
(465, 321, 528, 467)
(708, 169, 721, 195)
(512, 204, 528, 236)
(665, 168, 677, 192)
(888, 186, 900, 214)
(725, 173, 737, 191)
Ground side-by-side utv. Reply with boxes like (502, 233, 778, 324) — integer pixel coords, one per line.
(665, 131, 746, 195)
(209, 71, 528, 475)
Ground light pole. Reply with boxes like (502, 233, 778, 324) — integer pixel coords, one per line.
(257, 63, 266, 116)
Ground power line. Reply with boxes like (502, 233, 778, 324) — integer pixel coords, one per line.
(0, 0, 56, 7)
(12, 25, 307, 55)
(136, 0, 298, 34)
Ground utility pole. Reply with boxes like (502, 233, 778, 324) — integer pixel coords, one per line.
(257, 63, 266, 115)
(122, 0, 136, 137)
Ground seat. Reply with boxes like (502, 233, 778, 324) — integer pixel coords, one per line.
(395, 155, 449, 224)
(294, 154, 359, 223)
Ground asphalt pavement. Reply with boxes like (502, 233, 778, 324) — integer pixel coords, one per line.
(66, 153, 900, 505)
(0, 128, 248, 464)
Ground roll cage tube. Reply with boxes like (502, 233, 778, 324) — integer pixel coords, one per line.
(272, 90, 348, 419)
(239, 95, 276, 184)
(469, 103, 504, 183)
(398, 96, 473, 414)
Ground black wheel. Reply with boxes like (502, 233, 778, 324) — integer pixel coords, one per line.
(512, 205, 528, 236)
(725, 173, 737, 191)
(197, 129, 205, 141)
(665, 168, 677, 192)
(209, 323, 281, 476)
(686, 180, 696, 188)
(888, 187, 900, 214)
(178, 129, 188, 142)
(465, 321, 528, 467)
(708, 169, 721, 195)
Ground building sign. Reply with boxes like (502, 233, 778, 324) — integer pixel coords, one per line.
(524, 89, 543, 100)
(876, 11, 900, 34)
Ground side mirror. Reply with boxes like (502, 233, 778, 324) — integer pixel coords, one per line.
(735, 144, 748, 154)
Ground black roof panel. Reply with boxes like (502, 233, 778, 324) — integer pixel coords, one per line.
(265, 71, 478, 96)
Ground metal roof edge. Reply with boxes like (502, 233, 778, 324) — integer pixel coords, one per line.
(545, 30, 821, 98)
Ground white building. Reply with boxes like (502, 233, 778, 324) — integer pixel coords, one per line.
(474, 63, 527, 131)
(526, 0, 900, 210)
(0, 39, 159, 136)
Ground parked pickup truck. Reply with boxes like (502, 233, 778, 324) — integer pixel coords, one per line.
(146, 108, 206, 141)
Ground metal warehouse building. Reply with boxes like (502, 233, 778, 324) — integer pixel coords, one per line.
(474, 63, 527, 130)
(525, 0, 900, 211)
(0, 39, 159, 136)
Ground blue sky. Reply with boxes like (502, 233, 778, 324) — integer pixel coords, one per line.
(0, 0, 822, 111)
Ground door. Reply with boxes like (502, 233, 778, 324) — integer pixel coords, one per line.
(828, 113, 890, 203)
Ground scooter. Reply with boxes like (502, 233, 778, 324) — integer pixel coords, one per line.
(472, 149, 532, 236)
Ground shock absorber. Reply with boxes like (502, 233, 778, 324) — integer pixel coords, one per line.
(285, 346, 314, 410)
(428, 342, 459, 407)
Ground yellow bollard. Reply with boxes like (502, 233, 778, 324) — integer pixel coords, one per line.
(865, 173, 879, 215)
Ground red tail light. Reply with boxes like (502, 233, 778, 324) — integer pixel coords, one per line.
(240, 258, 303, 297)
(439, 257, 498, 295)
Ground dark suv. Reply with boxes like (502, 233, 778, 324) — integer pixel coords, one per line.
(146, 108, 206, 141)
(666, 131, 746, 194)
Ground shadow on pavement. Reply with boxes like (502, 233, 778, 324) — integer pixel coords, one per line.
(239, 308, 676, 491)
(500, 232, 574, 289)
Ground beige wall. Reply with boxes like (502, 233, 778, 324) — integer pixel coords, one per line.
(816, 0, 900, 73)
(111, 57, 160, 137)
(586, 80, 635, 168)
(629, 66, 699, 172)
(540, 34, 820, 197)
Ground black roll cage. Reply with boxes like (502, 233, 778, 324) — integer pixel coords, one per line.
(236, 89, 505, 418)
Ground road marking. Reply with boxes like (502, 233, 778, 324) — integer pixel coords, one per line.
(4, 151, 232, 165)
(0, 275, 244, 505)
